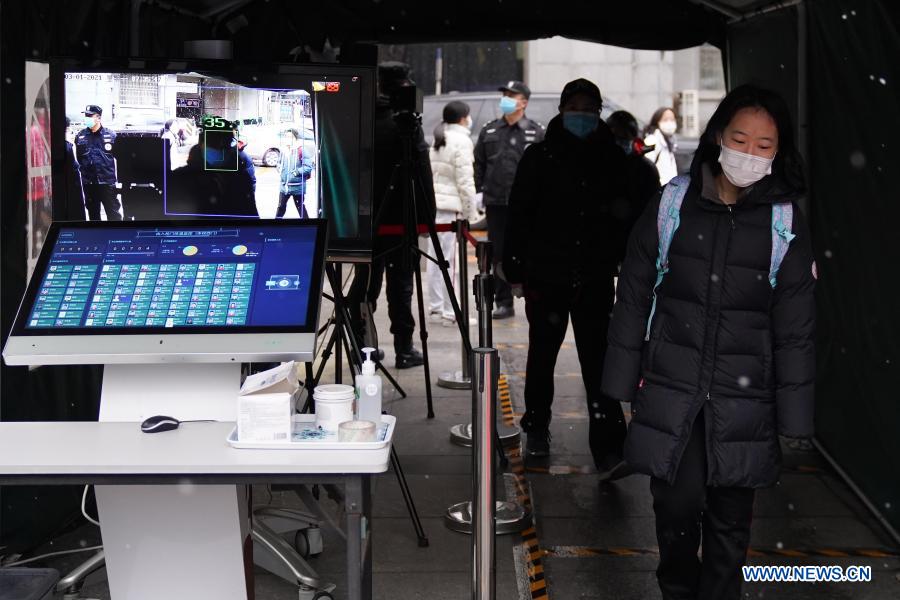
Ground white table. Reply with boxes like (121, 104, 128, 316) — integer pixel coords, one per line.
(0, 421, 390, 600)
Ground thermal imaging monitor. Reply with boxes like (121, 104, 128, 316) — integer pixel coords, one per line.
(54, 61, 374, 258)
(3, 219, 327, 365)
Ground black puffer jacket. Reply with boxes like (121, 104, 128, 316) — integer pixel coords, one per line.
(502, 116, 633, 285)
(601, 163, 816, 488)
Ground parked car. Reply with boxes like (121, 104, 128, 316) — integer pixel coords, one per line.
(240, 124, 316, 167)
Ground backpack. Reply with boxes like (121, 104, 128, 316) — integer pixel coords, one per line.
(645, 175, 795, 341)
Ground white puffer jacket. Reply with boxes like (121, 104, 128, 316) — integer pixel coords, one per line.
(429, 123, 478, 220)
(644, 128, 679, 186)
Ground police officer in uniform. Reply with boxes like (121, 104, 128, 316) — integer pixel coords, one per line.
(75, 105, 121, 220)
(474, 81, 545, 319)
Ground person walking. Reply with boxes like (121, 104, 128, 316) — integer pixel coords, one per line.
(644, 107, 679, 186)
(427, 100, 479, 326)
(602, 84, 816, 600)
(276, 129, 315, 219)
(503, 79, 635, 478)
(607, 109, 661, 216)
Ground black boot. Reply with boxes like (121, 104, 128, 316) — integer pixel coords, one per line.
(395, 346, 424, 369)
(492, 305, 515, 320)
(525, 429, 551, 457)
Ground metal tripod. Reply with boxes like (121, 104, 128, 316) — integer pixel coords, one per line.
(371, 109, 473, 419)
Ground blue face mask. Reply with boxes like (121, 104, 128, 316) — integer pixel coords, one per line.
(562, 112, 600, 139)
(616, 138, 634, 155)
(84, 115, 96, 128)
(499, 96, 518, 115)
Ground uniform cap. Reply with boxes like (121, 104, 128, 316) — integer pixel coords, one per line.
(498, 80, 531, 99)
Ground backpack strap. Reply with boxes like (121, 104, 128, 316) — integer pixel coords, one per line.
(645, 175, 691, 341)
(769, 203, 796, 288)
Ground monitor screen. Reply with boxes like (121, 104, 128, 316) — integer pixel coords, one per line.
(4, 219, 327, 365)
(53, 61, 374, 257)
(11, 219, 327, 336)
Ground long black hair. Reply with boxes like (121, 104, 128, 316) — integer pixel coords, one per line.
(433, 100, 470, 150)
(644, 106, 676, 151)
(691, 84, 806, 194)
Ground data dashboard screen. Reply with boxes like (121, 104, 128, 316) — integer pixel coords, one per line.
(13, 220, 326, 334)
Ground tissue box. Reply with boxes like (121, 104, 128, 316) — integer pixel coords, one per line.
(237, 392, 292, 442)
(237, 362, 300, 442)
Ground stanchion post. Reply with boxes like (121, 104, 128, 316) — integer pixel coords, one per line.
(445, 247, 530, 537)
(458, 222, 471, 381)
(472, 347, 498, 600)
(475, 241, 493, 348)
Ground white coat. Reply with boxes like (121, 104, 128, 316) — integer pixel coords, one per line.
(429, 123, 478, 221)
(644, 128, 679, 186)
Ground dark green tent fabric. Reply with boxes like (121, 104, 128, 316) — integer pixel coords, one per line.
(808, 0, 900, 532)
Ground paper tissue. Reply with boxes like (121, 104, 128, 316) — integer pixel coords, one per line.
(237, 362, 300, 442)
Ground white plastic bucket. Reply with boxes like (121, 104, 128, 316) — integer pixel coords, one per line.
(313, 384, 355, 433)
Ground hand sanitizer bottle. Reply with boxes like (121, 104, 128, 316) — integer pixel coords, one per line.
(355, 347, 383, 424)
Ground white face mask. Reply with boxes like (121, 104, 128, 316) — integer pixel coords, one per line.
(659, 121, 677, 136)
(463, 116, 473, 130)
(718, 144, 775, 188)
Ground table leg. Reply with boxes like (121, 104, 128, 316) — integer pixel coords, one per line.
(345, 475, 373, 600)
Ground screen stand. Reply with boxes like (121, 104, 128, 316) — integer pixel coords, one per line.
(95, 363, 252, 600)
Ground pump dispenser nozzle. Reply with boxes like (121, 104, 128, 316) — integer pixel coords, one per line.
(361, 347, 377, 376)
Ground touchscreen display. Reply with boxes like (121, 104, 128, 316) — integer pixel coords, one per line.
(23, 221, 324, 331)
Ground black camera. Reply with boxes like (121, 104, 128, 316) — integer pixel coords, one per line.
(389, 84, 424, 114)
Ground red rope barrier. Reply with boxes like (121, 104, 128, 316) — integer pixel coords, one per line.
(375, 223, 455, 236)
(463, 230, 480, 248)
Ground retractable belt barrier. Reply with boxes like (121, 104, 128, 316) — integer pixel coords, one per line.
(445, 235, 530, 555)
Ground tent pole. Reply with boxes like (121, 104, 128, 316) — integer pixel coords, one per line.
(690, 0, 742, 20)
(130, 0, 142, 56)
(728, 0, 803, 23)
(813, 439, 900, 547)
(797, 0, 809, 215)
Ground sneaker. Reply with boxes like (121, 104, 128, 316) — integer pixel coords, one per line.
(526, 430, 551, 457)
(595, 454, 635, 482)
(441, 316, 478, 327)
(492, 305, 515, 320)
(395, 347, 425, 369)
(428, 311, 444, 324)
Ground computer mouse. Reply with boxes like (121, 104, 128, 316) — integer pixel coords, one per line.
(141, 415, 181, 433)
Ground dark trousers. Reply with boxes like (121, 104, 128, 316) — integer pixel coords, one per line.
(485, 205, 512, 308)
(276, 192, 308, 219)
(520, 277, 625, 461)
(83, 183, 121, 221)
(650, 411, 755, 600)
(347, 245, 416, 353)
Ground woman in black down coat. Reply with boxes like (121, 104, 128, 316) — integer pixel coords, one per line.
(601, 85, 816, 600)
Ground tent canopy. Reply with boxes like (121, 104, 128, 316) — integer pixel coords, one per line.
(20, 0, 827, 60)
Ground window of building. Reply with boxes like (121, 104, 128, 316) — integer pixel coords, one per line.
(117, 74, 161, 106)
(699, 45, 725, 91)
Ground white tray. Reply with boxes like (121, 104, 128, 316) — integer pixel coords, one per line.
(227, 414, 395, 450)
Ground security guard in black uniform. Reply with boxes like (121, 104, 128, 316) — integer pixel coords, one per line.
(474, 81, 545, 319)
(75, 105, 121, 221)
